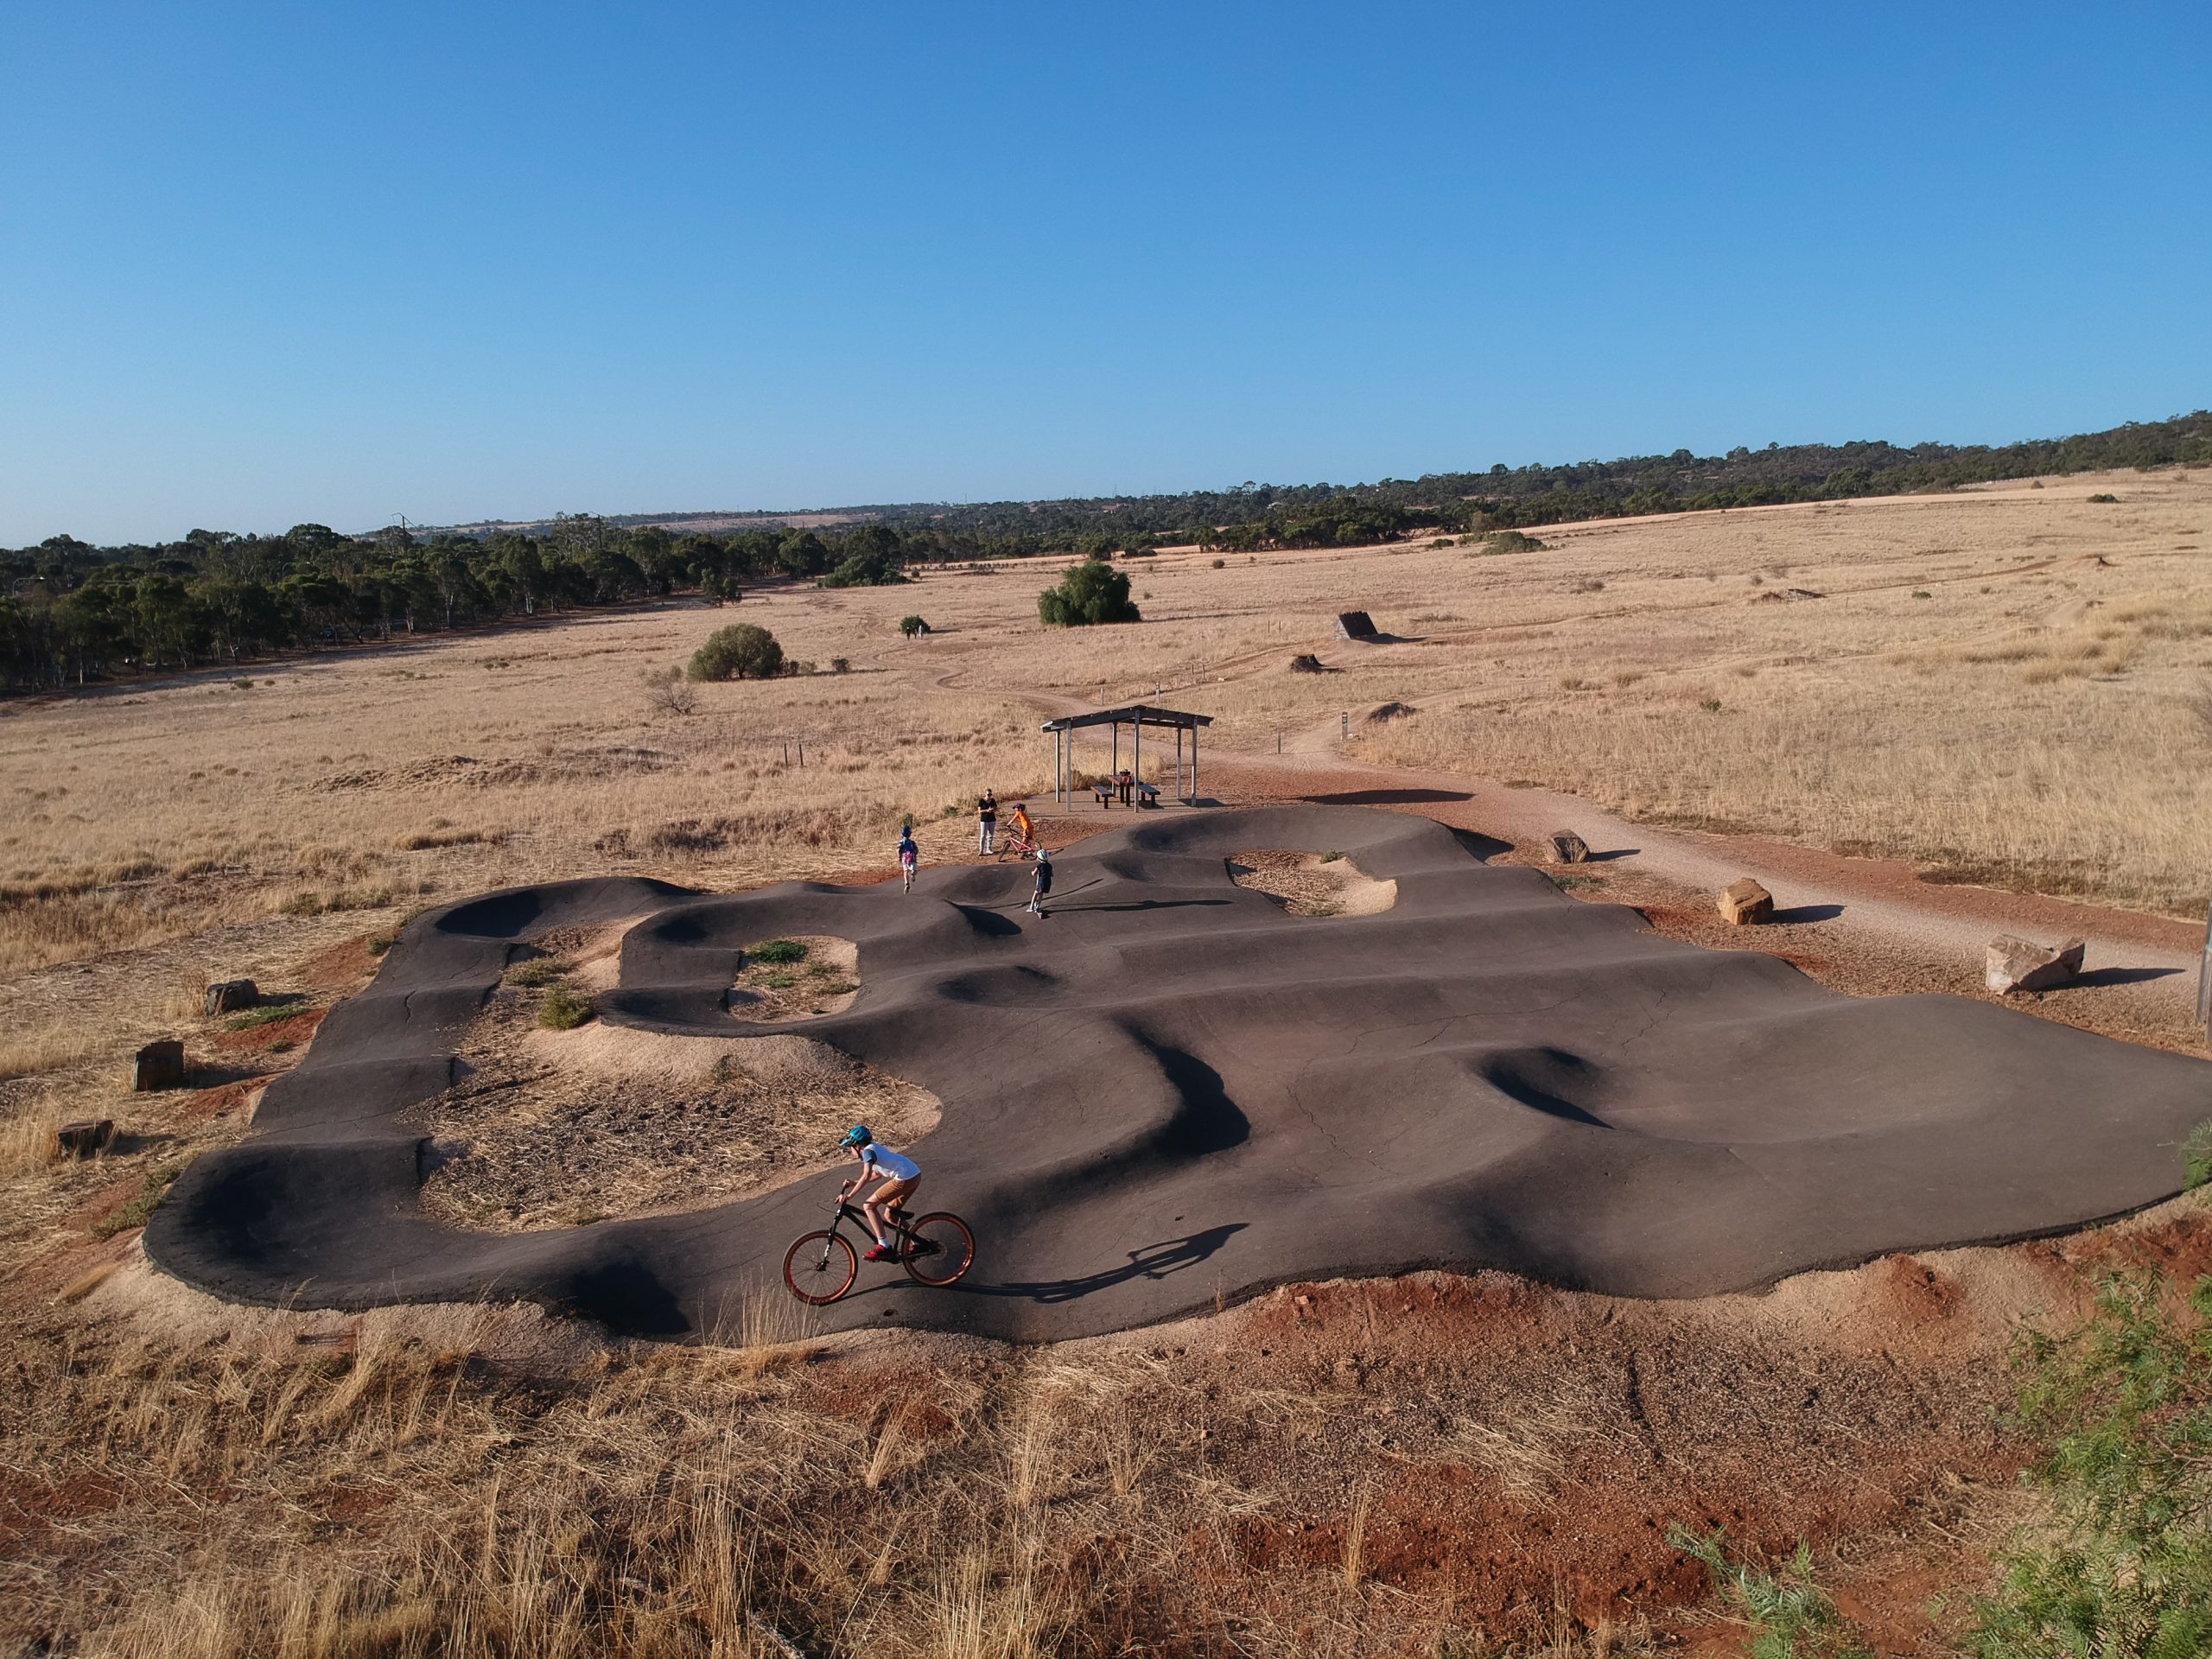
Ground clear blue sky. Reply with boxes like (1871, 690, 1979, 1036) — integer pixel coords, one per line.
(3, 2, 2207, 545)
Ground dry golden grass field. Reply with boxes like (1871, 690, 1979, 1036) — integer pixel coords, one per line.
(3, 466, 2210, 1655)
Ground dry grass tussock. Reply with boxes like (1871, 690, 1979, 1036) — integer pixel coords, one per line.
(0, 1020, 100, 1084)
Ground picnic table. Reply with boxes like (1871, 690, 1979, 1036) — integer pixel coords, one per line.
(1089, 779, 1164, 807)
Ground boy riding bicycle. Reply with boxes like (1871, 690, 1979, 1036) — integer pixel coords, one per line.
(837, 1125, 920, 1261)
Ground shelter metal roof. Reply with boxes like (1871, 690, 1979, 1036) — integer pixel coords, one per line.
(1039, 703, 1213, 734)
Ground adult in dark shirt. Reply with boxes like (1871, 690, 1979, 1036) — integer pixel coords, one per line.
(977, 790, 997, 855)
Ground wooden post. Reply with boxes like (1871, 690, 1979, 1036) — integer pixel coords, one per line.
(2198, 896, 2212, 1038)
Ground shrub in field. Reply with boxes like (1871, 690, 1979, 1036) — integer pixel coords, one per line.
(1966, 1268, 2212, 1656)
(97, 1163, 186, 1240)
(899, 615, 929, 637)
(1669, 1526, 1871, 1659)
(2184, 1121, 2212, 1190)
(1479, 530, 1548, 555)
(2088, 493, 2120, 504)
(537, 986, 594, 1030)
(748, 939, 807, 964)
(688, 624, 784, 682)
(1038, 557, 1141, 626)
(643, 664, 698, 715)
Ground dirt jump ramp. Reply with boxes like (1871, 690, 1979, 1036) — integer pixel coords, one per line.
(146, 807, 2212, 1341)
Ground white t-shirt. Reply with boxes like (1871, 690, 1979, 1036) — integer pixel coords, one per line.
(860, 1145, 918, 1183)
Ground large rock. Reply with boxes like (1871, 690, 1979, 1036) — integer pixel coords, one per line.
(204, 979, 257, 1016)
(55, 1119, 116, 1159)
(131, 1039, 185, 1092)
(1548, 830, 1590, 865)
(1718, 879, 1773, 925)
(1986, 936, 2086, 995)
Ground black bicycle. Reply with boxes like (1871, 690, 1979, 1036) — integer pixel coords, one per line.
(782, 1198, 976, 1305)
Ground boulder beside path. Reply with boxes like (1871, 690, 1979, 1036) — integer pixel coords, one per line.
(1718, 879, 1773, 925)
(1986, 936, 2086, 995)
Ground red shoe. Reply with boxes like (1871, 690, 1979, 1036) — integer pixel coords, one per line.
(864, 1244, 896, 1262)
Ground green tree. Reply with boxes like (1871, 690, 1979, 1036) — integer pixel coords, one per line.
(689, 622, 784, 681)
(1038, 556, 1141, 626)
(775, 531, 830, 579)
(819, 524, 907, 588)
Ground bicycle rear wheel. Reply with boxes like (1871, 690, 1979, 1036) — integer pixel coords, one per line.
(784, 1230, 858, 1305)
(901, 1212, 976, 1287)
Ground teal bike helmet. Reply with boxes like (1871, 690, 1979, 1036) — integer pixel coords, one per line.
(841, 1125, 873, 1149)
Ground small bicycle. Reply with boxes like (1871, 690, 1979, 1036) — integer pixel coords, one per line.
(782, 1199, 976, 1305)
(995, 831, 1039, 862)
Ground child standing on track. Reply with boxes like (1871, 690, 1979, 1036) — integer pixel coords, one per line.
(1027, 845, 1052, 917)
(897, 823, 918, 893)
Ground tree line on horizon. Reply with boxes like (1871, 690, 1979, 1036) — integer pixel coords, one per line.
(3, 410, 2205, 691)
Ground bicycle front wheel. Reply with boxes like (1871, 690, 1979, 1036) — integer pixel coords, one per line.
(902, 1213, 976, 1287)
(784, 1230, 858, 1305)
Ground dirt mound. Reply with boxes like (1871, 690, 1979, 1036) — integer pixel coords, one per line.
(728, 935, 859, 1023)
(416, 988, 937, 1233)
(1225, 849, 1397, 918)
(318, 747, 678, 792)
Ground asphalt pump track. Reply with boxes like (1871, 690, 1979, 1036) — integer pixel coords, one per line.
(147, 806, 2212, 1341)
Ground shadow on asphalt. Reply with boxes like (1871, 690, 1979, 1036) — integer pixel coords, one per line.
(953, 1224, 1249, 1305)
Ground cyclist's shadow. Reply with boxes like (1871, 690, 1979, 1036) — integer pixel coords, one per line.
(952, 1223, 1249, 1305)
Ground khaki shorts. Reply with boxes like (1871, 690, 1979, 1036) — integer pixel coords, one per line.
(868, 1176, 918, 1211)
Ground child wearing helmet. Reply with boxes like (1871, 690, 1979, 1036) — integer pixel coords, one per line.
(837, 1125, 920, 1262)
(896, 823, 918, 893)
